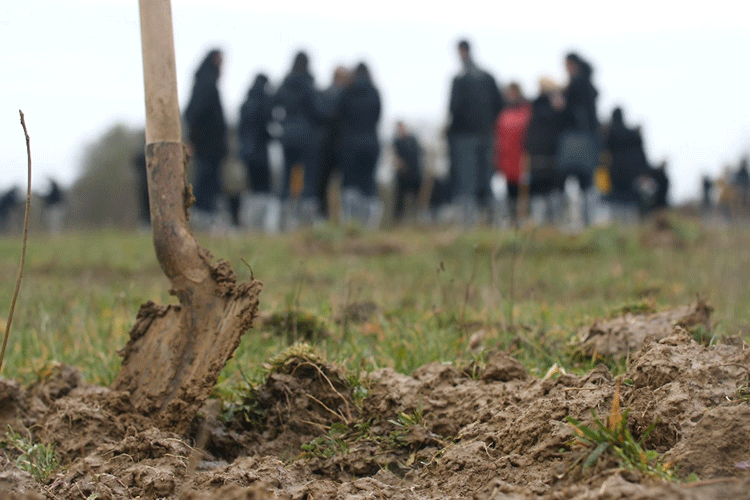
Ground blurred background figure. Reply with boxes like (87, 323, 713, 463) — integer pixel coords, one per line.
(40, 178, 66, 235)
(0, 186, 20, 234)
(316, 65, 350, 221)
(338, 62, 383, 229)
(734, 156, 750, 211)
(238, 73, 278, 233)
(524, 77, 565, 226)
(558, 52, 600, 228)
(494, 82, 531, 227)
(642, 160, 669, 216)
(392, 121, 423, 224)
(131, 135, 150, 230)
(274, 51, 321, 229)
(603, 107, 651, 224)
(701, 175, 714, 218)
(184, 49, 228, 228)
(447, 39, 504, 228)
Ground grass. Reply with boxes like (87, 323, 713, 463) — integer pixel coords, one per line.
(0, 217, 749, 392)
(2, 425, 58, 482)
(566, 380, 674, 479)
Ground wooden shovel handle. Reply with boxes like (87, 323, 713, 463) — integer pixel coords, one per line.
(138, 0, 207, 282)
(139, 0, 182, 144)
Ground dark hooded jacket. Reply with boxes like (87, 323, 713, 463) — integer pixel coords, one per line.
(563, 60, 599, 133)
(448, 62, 503, 136)
(339, 74, 381, 148)
(238, 75, 273, 164)
(606, 109, 650, 201)
(184, 50, 228, 161)
(394, 133, 422, 188)
(524, 93, 563, 156)
(274, 70, 319, 147)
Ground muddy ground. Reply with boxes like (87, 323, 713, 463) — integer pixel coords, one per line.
(1, 304, 749, 499)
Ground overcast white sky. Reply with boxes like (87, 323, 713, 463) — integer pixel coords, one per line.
(1, 0, 749, 202)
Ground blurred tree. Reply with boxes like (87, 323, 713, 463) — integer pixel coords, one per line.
(67, 124, 141, 228)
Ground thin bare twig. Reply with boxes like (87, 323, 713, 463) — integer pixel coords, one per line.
(0, 110, 33, 374)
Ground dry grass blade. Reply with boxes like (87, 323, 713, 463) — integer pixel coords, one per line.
(0, 110, 33, 374)
(608, 378, 622, 432)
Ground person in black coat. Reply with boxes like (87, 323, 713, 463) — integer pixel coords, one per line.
(238, 73, 278, 232)
(338, 62, 383, 228)
(393, 121, 423, 223)
(239, 74, 273, 195)
(560, 51, 600, 226)
(604, 107, 650, 210)
(315, 66, 350, 219)
(274, 52, 321, 227)
(524, 78, 565, 194)
(40, 178, 66, 234)
(563, 53, 599, 135)
(184, 49, 228, 218)
(645, 161, 669, 214)
(523, 78, 566, 225)
(447, 39, 504, 226)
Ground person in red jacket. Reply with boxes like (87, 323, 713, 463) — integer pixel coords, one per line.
(494, 82, 532, 226)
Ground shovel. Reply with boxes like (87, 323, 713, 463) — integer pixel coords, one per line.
(113, 0, 262, 434)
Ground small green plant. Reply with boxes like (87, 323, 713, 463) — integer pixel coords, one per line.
(689, 325, 714, 346)
(347, 372, 370, 409)
(609, 299, 654, 317)
(736, 383, 750, 402)
(221, 384, 268, 427)
(300, 422, 351, 458)
(566, 382, 674, 479)
(388, 404, 425, 446)
(2, 425, 58, 482)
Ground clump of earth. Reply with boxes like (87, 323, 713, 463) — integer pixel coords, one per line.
(1, 304, 749, 500)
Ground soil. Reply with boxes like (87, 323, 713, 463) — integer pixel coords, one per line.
(1, 309, 749, 499)
(575, 299, 713, 360)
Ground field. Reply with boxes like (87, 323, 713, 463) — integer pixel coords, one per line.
(1, 216, 749, 499)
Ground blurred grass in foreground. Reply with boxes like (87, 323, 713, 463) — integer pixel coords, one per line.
(0, 217, 748, 396)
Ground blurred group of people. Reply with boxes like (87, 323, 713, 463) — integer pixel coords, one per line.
(702, 156, 750, 220)
(456, 40, 668, 229)
(136, 40, 673, 234)
(181, 49, 382, 233)
(0, 180, 66, 235)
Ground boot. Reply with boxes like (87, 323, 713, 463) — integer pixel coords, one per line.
(263, 195, 282, 234)
(240, 193, 265, 231)
(366, 196, 384, 230)
(340, 188, 361, 227)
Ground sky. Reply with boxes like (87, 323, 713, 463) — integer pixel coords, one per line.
(1, 0, 749, 203)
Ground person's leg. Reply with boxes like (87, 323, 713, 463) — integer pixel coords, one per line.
(395, 175, 407, 223)
(281, 144, 303, 230)
(477, 135, 495, 217)
(362, 145, 383, 229)
(316, 132, 336, 218)
(452, 135, 480, 228)
(577, 171, 594, 226)
(338, 143, 357, 225)
(247, 156, 271, 194)
(506, 182, 519, 227)
(227, 195, 241, 227)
